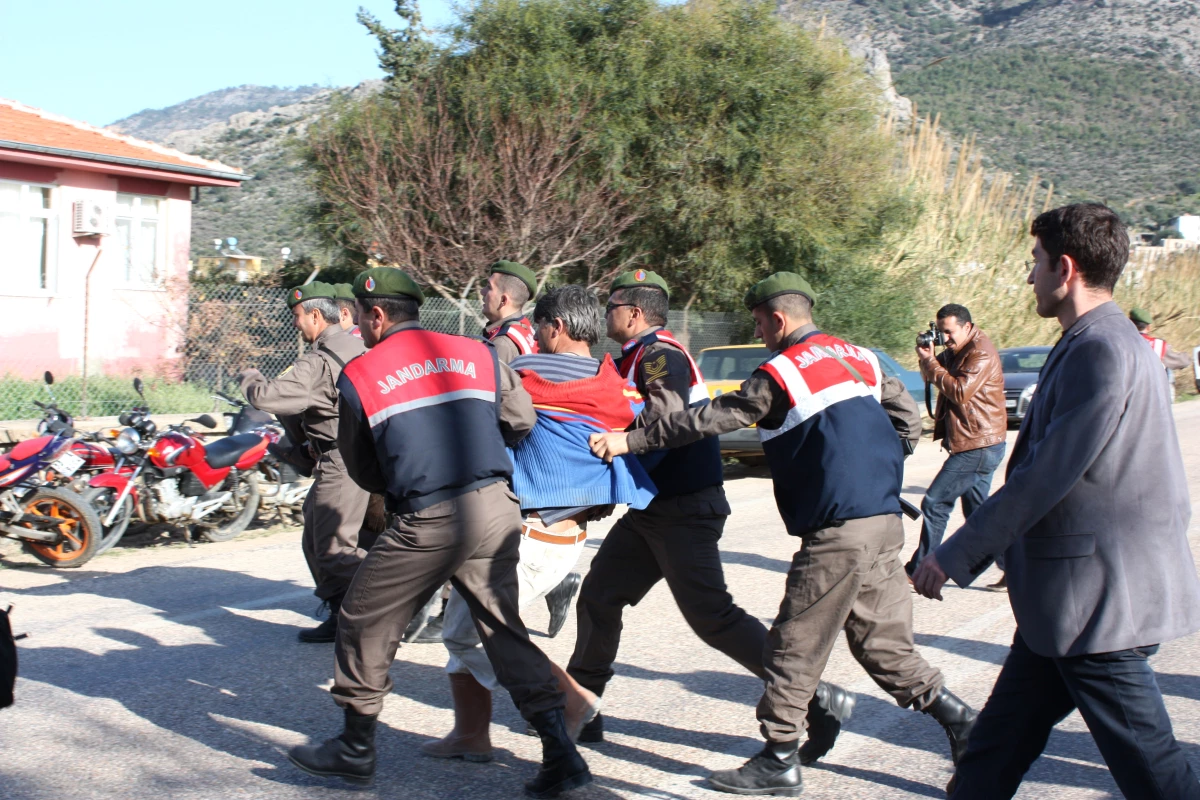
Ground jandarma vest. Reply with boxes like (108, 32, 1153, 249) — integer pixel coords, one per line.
(486, 316, 539, 356)
(618, 328, 723, 497)
(337, 328, 512, 513)
(758, 332, 903, 537)
(1142, 333, 1167, 360)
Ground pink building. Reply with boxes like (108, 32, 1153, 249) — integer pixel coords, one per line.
(0, 98, 245, 379)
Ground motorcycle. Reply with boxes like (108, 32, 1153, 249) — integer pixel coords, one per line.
(87, 379, 267, 545)
(212, 392, 312, 524)
(0, 380, 104, 567)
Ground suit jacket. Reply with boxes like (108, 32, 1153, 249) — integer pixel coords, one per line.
(936, 302, 1200, 657)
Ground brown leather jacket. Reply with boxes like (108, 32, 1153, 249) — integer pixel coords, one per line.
(920, 327, 1007, 453)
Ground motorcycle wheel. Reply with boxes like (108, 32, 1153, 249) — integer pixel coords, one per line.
(19, 487, 103, 568)
(81, 486, 134, 555)
(195, 472, 260, 543)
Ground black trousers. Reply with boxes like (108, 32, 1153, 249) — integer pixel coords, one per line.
(567, 487, 768, 695)
(952, 631, 1200, 800)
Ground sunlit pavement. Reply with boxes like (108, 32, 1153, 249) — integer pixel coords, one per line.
(4, 403, 1200, 799)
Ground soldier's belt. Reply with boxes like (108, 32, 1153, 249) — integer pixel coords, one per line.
(311, 439, 339, 455)
(520, 524, 587, 545)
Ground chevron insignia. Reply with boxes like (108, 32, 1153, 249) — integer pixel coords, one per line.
(643, 354, 669, 382)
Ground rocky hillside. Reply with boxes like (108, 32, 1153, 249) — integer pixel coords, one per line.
(783, 0, 1200, 226)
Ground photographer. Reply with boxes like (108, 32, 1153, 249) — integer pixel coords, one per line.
(905, 304, 1007, 578)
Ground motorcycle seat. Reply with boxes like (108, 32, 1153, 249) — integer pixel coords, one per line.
(205, 434, 264, 469)
(0, 456, 10, 474)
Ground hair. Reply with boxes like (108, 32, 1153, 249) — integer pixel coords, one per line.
(614, 285, 668, 327)
(1133, 320, 1150, 332)
(936, 303, 972, 325)
(760, 292, 812, 321)
(533, 285, 603, 345)
(299, 297, 340, 324)
(494, 273, 531, 309)
(356, 296, 420, 324)
(1030, 202, 1129, 292)
(334, 297, 356, 314)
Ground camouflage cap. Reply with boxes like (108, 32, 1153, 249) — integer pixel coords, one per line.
(743, 272, 817, 311)
(1129, 307, 1153, 325)
(286, 281, 337, 308)
(610, 268, 669, 298)
(333, 283, 355, 301)
(352, 267, 425, 305)
(490, 260, 538, 297)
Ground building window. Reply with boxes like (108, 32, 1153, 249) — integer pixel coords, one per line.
(0, 181, 55, 292)
(116, 194, 162, 285)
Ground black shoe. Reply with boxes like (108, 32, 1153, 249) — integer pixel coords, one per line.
(525, 708, 593, 798)
(576, 712, 603, 743)
(288, 708, 377, 786)
(798, 681, 856, 765)
(298, 595, 342, 644)
(413, 611, 443, 643)
(922, 688, 977, 765)
(544, 572, 582, 639)
(709, 741, 803, 796)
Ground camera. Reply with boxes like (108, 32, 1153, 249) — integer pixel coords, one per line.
(916, 321, 945, 349)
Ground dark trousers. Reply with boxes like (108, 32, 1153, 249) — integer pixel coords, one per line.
(905, 442, 1005, 575)
(333, 481, 562, 719)
(567, 487, 769, 695)
(952, 631, 1200, 800)
(302, 450, 371, 601)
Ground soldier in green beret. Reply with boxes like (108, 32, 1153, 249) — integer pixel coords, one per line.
(1130, 308, 1191, 402)
(289, 267, 592, 795)
(237, 281, 371, 643)
(332, 283, 363, 338)
(589, 271, 976, 796)
(481, 260, 540, 362)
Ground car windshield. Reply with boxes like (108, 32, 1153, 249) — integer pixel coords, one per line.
(697, 347, 770, 381)
(1001, 351, 1049, 373)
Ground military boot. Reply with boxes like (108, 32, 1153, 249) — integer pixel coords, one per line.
(544, 572, 582, 638)
(298, 595, 342, 644)
(288, 708, 377, 786)
(525, 708, 593, 798)
(922, 688, 977, 765)
(420, 673, 494, 762)
(709, 741, 803, 797)
(798, 681, 856, 765)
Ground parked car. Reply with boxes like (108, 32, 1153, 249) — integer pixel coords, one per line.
(999, 346, 1052, 424)
(694, 344, 923, 460)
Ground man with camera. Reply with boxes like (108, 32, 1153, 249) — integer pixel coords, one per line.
(905, 304, 1007, 579)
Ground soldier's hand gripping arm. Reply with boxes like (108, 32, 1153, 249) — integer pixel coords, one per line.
(237, 357, 323, 417)
(499, 361, 536, 446)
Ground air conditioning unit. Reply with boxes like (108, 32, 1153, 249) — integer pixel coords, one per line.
(72, 200, 111, 236)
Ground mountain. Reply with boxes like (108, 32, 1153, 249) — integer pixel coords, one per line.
(109, 83, 380, 263)
(782, 0, 1200, 226)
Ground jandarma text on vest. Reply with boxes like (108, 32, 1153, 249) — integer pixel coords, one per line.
(791, 343, 871, 370)
(376, 359, 478, 394)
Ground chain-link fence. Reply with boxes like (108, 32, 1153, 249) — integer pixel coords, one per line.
(1, 284, 751, 422)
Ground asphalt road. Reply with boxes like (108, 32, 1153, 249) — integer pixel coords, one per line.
(4, 403, 1200, 800)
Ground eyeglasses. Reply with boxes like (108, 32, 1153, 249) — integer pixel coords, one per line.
(1024, 260, 1037, 271)
(605, 302, 637, 314)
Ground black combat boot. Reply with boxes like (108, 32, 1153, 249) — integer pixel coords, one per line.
(298, 595, 342, 644)
(288, 708, 377, 785)
(921, 688, 977, 765)
(798, 681, 856, 765)
(709, 741, 803, 797)
(544, 572, 582, 638)
(576, 712, 603, 743)
(525, 708, 593, 798)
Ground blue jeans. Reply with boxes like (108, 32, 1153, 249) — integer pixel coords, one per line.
(951, 632, 1200, 799)
(905, 441, 1005, 575)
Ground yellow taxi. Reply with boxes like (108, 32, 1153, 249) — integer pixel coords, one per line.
(696, 344, 770, 460)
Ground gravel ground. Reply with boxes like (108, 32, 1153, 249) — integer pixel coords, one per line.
(4, 402, 1200, 800)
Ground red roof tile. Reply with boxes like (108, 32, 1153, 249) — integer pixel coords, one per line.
(0, 98, 243, 178)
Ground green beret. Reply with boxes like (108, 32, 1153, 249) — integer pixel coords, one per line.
(490, 260, 538, 297)
(333, 283, 355, 301)
(287, 281, 336, 308)
(610, 269, 669, 298)
(352, 267, 425, 305)
(743, 272, 817, 311)
(1130, 307, 1153, 326)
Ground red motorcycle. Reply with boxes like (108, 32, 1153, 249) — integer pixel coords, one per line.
(88, 380, 267, 545)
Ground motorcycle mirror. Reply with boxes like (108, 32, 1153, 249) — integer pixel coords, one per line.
(133, 377, 145, 397)
(43, 371, 54, 386)
(191, 414, 217, 429)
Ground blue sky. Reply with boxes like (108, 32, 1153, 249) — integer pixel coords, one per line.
(0, 0, 458, 127)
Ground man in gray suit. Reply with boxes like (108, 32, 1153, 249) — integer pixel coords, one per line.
(913, 202, 1200, 799)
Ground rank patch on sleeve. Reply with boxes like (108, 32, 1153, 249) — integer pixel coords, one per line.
(643, 354, 669, 382)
